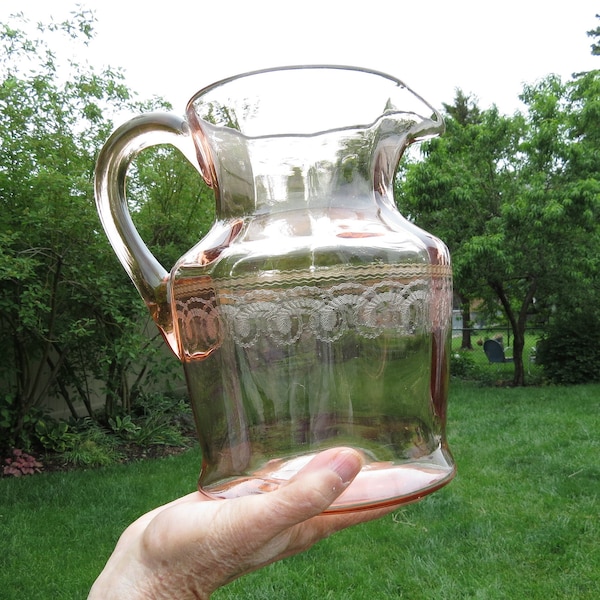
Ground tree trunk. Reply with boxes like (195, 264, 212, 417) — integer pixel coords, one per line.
(460, 295, 473, 349)
(488, 277, 537, 386)
(511, 330, 526, 387)
(105, 359, 118, 418)
(62, 351, 95, 418)
(46, 355, 79, 420)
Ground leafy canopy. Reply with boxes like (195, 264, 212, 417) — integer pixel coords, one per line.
(397, 69, 600, 385)
(0, 10, 214, 450)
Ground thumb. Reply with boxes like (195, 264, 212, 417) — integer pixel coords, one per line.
(260, 447, 364, 527)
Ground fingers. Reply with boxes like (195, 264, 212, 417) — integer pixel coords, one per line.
(104, 448, 398, 598)
(259, 446, 397, 530)
(260, 447, 365, 526)
(230, 448, 397, 588)
(188, 448, 368, 576)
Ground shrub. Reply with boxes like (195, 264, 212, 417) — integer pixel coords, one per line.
(129, 393, 193, 448)
(108, 414, 142, 440)
(35, 420, 78, 453)
(2, 449, 43, 477)
(536, 313, 600, 384)
(450, 350, 477, 379)
(108, 411, 188, 448)
(131, 413, 189, 448)
(0, 394, 48, 455)
(61, 424, 123, 467)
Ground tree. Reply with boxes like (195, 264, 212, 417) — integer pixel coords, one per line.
(438, 90, 483, 350)
(587, 14, 600, 55)
(398, 89, 524, 355)
(129, 146, 215, 270)
(398, 74, 600, 386)
(0, 11, 213, 449)
(0, 11, 134, 445)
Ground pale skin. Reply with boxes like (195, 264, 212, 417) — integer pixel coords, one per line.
(88, 447, 397, 599)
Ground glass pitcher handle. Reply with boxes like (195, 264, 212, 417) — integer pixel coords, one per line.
(94, 113, 199, 304)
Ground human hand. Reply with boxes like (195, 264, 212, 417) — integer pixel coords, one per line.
(88, 447, 397, 599)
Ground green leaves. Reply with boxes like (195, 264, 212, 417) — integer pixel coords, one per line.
(537, 313, 600, 384)
(0, 11, 182, 442)
(398, 74, 600, 384)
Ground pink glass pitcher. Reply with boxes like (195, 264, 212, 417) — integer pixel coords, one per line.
(95, 66, 455, 512)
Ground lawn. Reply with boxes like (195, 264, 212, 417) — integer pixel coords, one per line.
(1, 381, 599, 599)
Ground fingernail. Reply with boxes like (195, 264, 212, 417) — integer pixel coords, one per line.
(329, 449, 362, 486)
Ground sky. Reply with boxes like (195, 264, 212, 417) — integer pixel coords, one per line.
(2, 0, 599, 118)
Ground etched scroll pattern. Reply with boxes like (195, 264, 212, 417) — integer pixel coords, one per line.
(175, 273, 452, 354)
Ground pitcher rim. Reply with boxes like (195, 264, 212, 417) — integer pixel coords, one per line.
(185, 64, 445, 144)
(185, 64, 441, 120)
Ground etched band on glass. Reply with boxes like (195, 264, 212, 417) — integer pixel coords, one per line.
(174, 264, 452, 357)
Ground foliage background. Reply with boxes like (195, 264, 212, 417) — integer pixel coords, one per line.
(0, 12, 214, 454)
(398, 71, 600, 386)
(1, 10, 599, 457)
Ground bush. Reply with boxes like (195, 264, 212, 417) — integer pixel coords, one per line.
(1, 394, 193, 472)
(2, 449, 43, 477)
(536, 313, 600, 384)
(0, 395, 48, 455)
(62, 436, 122, 468)
(129, 393, 193, 448)
(108, 415, 142, 440)
(450, 350, 477, 379)
(35, 420, 78, 453)
(61, 420, 123, 467)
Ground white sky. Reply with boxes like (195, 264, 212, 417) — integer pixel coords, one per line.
(2, 0, 599, 117)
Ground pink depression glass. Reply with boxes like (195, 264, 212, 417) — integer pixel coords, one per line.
(94, 66, 455, 512)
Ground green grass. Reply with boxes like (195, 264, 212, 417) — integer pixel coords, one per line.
(1, 382, 599, 599)
(0, 451, 201, 599)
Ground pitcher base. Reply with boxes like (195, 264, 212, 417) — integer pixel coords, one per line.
(199, 455, 455, 513)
